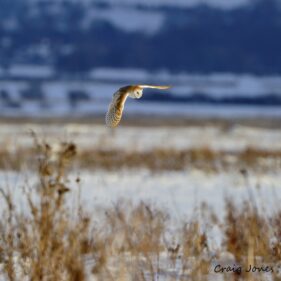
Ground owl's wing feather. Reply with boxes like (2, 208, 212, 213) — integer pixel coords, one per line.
(105, 90, 129, 128)
(138, 85, 171, 90)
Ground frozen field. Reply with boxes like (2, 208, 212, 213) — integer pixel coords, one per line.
(2, 165, 281, 221)
(0, 121, 280, 280)
(0, 122, 280, 218)
(1, 122, 281, 151)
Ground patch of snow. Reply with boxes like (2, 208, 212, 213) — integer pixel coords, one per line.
(7, 65, 55, 79)
(1, 168, 280, 222)
(106, 0, 252, 9)
(124, 103, 281, 119)
(83, 7, 165, 34)
(89, 68, 281, 97)
(90, 68, 149, 81)
(2, 18, 19, 31)
(0, 81, 28, 100)
(27, 0, 253, 9)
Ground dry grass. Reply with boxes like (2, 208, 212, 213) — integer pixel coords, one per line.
(0, 138, 280, 280)
(0, 145, 280, 172)
(0, 116, 280, 129)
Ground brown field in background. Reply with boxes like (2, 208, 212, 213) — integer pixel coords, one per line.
(0, 116, 280, 129)
(0, 145, 280, 172)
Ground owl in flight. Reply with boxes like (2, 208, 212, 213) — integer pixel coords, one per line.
(105, 85, 171, 127)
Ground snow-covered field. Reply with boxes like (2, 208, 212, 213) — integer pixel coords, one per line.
(56, 169, 281, 221)
(0, 122, 280, 280)
(3, 167, 280, 219)
(1, 123, 281, 152)
(0, 122, 280, 218)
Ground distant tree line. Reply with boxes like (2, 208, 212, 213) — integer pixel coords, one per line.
(0, 0, 280, 74)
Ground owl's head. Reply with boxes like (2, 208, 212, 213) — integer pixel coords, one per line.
(129, 87, 143, 99)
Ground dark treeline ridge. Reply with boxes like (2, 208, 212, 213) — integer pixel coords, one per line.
(0, 0, 280, 74)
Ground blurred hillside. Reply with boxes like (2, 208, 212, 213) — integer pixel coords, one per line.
(0, 0, 281, 118)
(0, 0, 281, 75)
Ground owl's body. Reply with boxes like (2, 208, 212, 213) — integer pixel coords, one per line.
(106, 85, 170, 128)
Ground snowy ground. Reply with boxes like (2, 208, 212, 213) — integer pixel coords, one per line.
(0, 122, 280, 219)
(0, 165, 280, 280)
(1, 123, 281, 152)
(0, 122, 280, 280)
(2, 167, 280, 221)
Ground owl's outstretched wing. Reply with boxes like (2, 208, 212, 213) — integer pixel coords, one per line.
(105, 85, 171, 128)
(105, 89, 129, 128)
(138, 85, 171, 90)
